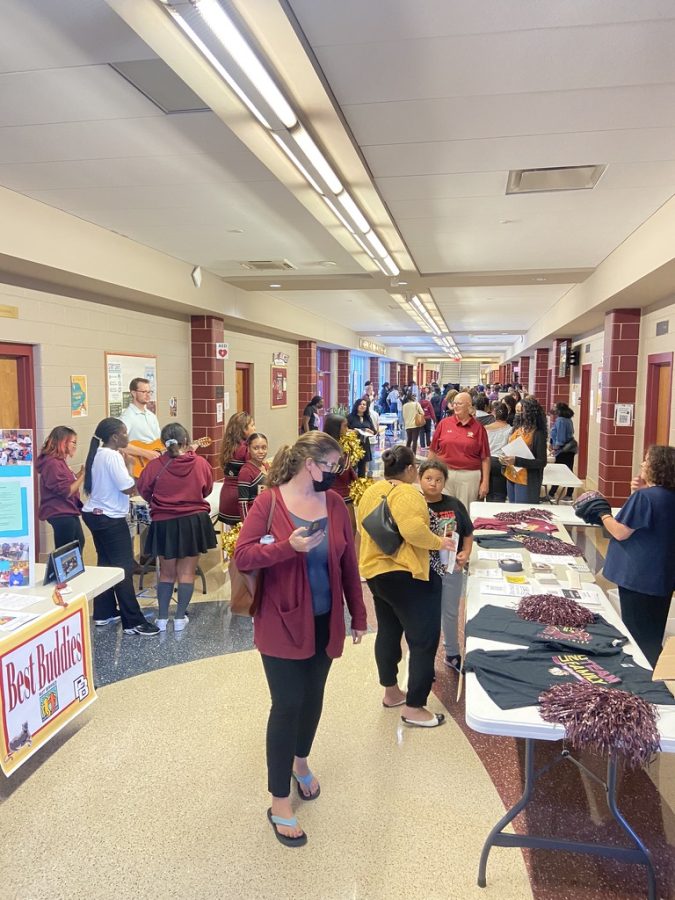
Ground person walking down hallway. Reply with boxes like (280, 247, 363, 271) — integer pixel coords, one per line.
(81, 418, 159, 635)
(402, 392, 425, 455)
(429, 392, 490, 508)
(137, 423, 217, 631)
(37, 426, 85, 551)
(301, 396, 324, 433)
(234, 432, 367, 848)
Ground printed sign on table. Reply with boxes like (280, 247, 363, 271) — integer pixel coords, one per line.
(0, 594, 96, 776)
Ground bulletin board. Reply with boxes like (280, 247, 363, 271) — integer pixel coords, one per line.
(270, 366, 288, 408)
(105, 353, 157, 417)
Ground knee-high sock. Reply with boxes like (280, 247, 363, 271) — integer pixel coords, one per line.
(157, 581, 174, 619)
(176, 582, 194, 619)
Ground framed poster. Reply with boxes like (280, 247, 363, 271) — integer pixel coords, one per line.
(271, 366, 287, 408)
(70, 375, 88, 418)
(105, 353, 157, 417)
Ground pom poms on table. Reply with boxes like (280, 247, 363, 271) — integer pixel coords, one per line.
(519, 535, 583, 556)
(517, 593, 595, 627)
(339, 429, 365, 463)
(493, 508, 555, 525)
(573, 490, 612, 526)
(539, 683, 661, 769)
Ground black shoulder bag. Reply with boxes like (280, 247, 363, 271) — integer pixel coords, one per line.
(361, 485, 403, 555)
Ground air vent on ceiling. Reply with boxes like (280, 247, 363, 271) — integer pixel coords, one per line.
(110, 59, 210, 114)
(240, 259, 296, 272)
(506, 165, 606, 194)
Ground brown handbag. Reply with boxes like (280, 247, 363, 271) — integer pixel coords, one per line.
(414, 406, 426, 427)
(227, 492, 277, 617)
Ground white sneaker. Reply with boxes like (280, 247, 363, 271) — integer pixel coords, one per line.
(174, 614, 189, 632)
(560, 498, 574, 505)
(155, 618, 168, 632)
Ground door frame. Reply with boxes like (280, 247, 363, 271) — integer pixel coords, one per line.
(235, 362, 253, 414)
(0, 342, 36, 433)
(644, 351, 673, 448)
(577, 364, 592, 479)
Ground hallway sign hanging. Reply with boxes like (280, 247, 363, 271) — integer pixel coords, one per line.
(0, 429, 35, 589)
(0, 594, 96, 776)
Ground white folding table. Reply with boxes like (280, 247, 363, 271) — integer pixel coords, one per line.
(541, 462, 583, 488)
(464, 520, 675, 899)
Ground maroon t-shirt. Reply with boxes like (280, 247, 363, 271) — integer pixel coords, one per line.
(430, 415, 489, 471)
(37, 454, 82, 519)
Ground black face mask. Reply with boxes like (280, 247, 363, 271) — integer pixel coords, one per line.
(312, 471, 338, 492)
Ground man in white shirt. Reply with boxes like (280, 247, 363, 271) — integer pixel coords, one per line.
(119, 378, 161, 464)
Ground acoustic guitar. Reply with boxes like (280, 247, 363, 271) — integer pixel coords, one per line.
(129, 436, 213, 478)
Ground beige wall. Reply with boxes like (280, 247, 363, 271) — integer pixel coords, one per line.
(222, 332, 299, 453)
(634, 298, 675, 468)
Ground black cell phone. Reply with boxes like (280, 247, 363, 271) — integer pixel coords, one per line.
(305, 520, 323, 535)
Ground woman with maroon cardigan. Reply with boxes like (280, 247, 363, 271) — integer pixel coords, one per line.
(37, 426, 85, 551)
(234, 431, 367, 848)
(137, 423, 216, 631)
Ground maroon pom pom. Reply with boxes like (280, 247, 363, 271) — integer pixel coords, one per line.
(520, 535, 583, 556)
(517, 593, 595, 627)
(539, 683, 661, 769)
(493, 507, 555, 525)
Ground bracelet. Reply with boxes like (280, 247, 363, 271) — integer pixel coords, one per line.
(601, 514, 612, 521)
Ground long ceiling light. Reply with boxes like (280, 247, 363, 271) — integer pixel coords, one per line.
(381, 254, 400, 277)
(410, 295, 441, 336)
(351, 232, 376, 258)
(291, 125, 343, 195)
(271, 134, 324, 194)
(194, 0, 297, 128)
(335, 191, 370, 233)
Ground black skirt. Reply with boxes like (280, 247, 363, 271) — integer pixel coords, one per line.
(144, 511, 217, 560)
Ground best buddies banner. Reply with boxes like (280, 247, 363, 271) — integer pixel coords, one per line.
(0, 594, 96, 776)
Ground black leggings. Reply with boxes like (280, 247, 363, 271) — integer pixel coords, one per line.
(406, 427, 421, 454)
(261, 613, 332, 797)
(368, 569, 442, 708)
(619, 587, 672, 667)
(47, 515, 85, 552)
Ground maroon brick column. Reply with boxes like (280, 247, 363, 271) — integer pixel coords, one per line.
(551, 338, 572, 408)
(598, 309, 640, 505)
(298, 340, 317, 429)
(407, 364, 414, 385)
(369, 357, 380, 395)
(191, 315, 225, 480)
(519, 356, 530, 393)
(388, 362, 397, 385)
(533, 348, 549, 406)
(337, 349, 351, 406)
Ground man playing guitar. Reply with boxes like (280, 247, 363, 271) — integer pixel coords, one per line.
(120, 378, 162, 467)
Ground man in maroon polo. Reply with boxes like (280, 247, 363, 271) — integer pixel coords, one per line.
(429, 392, 490, 508)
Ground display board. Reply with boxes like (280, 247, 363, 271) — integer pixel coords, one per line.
(0, 429, 35, 588)
(105, 353, 157, 417)
(0, 594, 96, 776)
(270, 366, 287, 408)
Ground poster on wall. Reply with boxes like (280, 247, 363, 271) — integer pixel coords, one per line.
(0, 594, 96, 776)
(596, 367, 603, 424)
(105, 353, 157, 416)
(0, 430, 35, 589)
(271, 366, 287, 408)
(70, 375, 88, 418)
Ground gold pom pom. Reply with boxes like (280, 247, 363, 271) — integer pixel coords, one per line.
(349, 476, 375, 507)
(339, 429, 365, 463)
(221, 523, 243, 560)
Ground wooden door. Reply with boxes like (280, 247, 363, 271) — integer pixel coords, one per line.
(577, 364, 592, 479)
(644, 352, 673, 449)
(235, 368, 244, 412)
(0, 358, 20, 427)
(235, 363, 252, 414)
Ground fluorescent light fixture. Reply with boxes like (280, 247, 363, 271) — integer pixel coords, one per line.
(373, 258, 389, 275)
(194, 0, 297, 128)
(335, 191, 370, 233)
(322, 196, 355, 233)
(291, 126, 343, 195)
(271, 133, 323, 194)
(351, 232, 376, 258)
(363, 229, 387, 258)
(168, 9, 271, 128)
(380, 254, 400, 276)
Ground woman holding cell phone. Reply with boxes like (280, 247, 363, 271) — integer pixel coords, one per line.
(234, 432, 367, 848)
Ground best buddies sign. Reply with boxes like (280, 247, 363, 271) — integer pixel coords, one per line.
(0, 595, 96, 776)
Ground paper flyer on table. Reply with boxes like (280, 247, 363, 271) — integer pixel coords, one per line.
(480, 581, 534, 597)
(0, 592, 44, 610)
(529, 554, 591, 569)
(0, 611, 41, 632)
(471, 567, 503, 579)
(477, 549, 524, 560)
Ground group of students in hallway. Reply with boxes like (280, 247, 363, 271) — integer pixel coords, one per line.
(36, 374, 675, 848)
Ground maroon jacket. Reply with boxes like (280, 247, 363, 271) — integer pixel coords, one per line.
(420, 398, 436, 422)
(137, 450, 213, 521)
(234, 487, 367, 659)
(37, 454, 82, 519)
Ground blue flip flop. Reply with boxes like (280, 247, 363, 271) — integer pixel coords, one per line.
(267, 808, 307, 847)
(292, 769, 321, 801)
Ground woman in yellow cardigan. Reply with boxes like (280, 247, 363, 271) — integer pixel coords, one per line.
(358, 446, 456, 728)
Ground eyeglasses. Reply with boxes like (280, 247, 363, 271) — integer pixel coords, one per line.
(135, 389, 153, 395)
(316, 457, 345, 475)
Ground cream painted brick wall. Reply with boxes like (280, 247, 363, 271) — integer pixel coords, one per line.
(570, 330, 604, 489)
(221, 333, 299, 454)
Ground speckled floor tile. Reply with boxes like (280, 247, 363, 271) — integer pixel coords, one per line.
(1, 636, 531, 900)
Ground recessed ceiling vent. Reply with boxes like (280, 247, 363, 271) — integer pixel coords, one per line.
(239, 259, 296, 272)
(506, 165, 606, 194)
